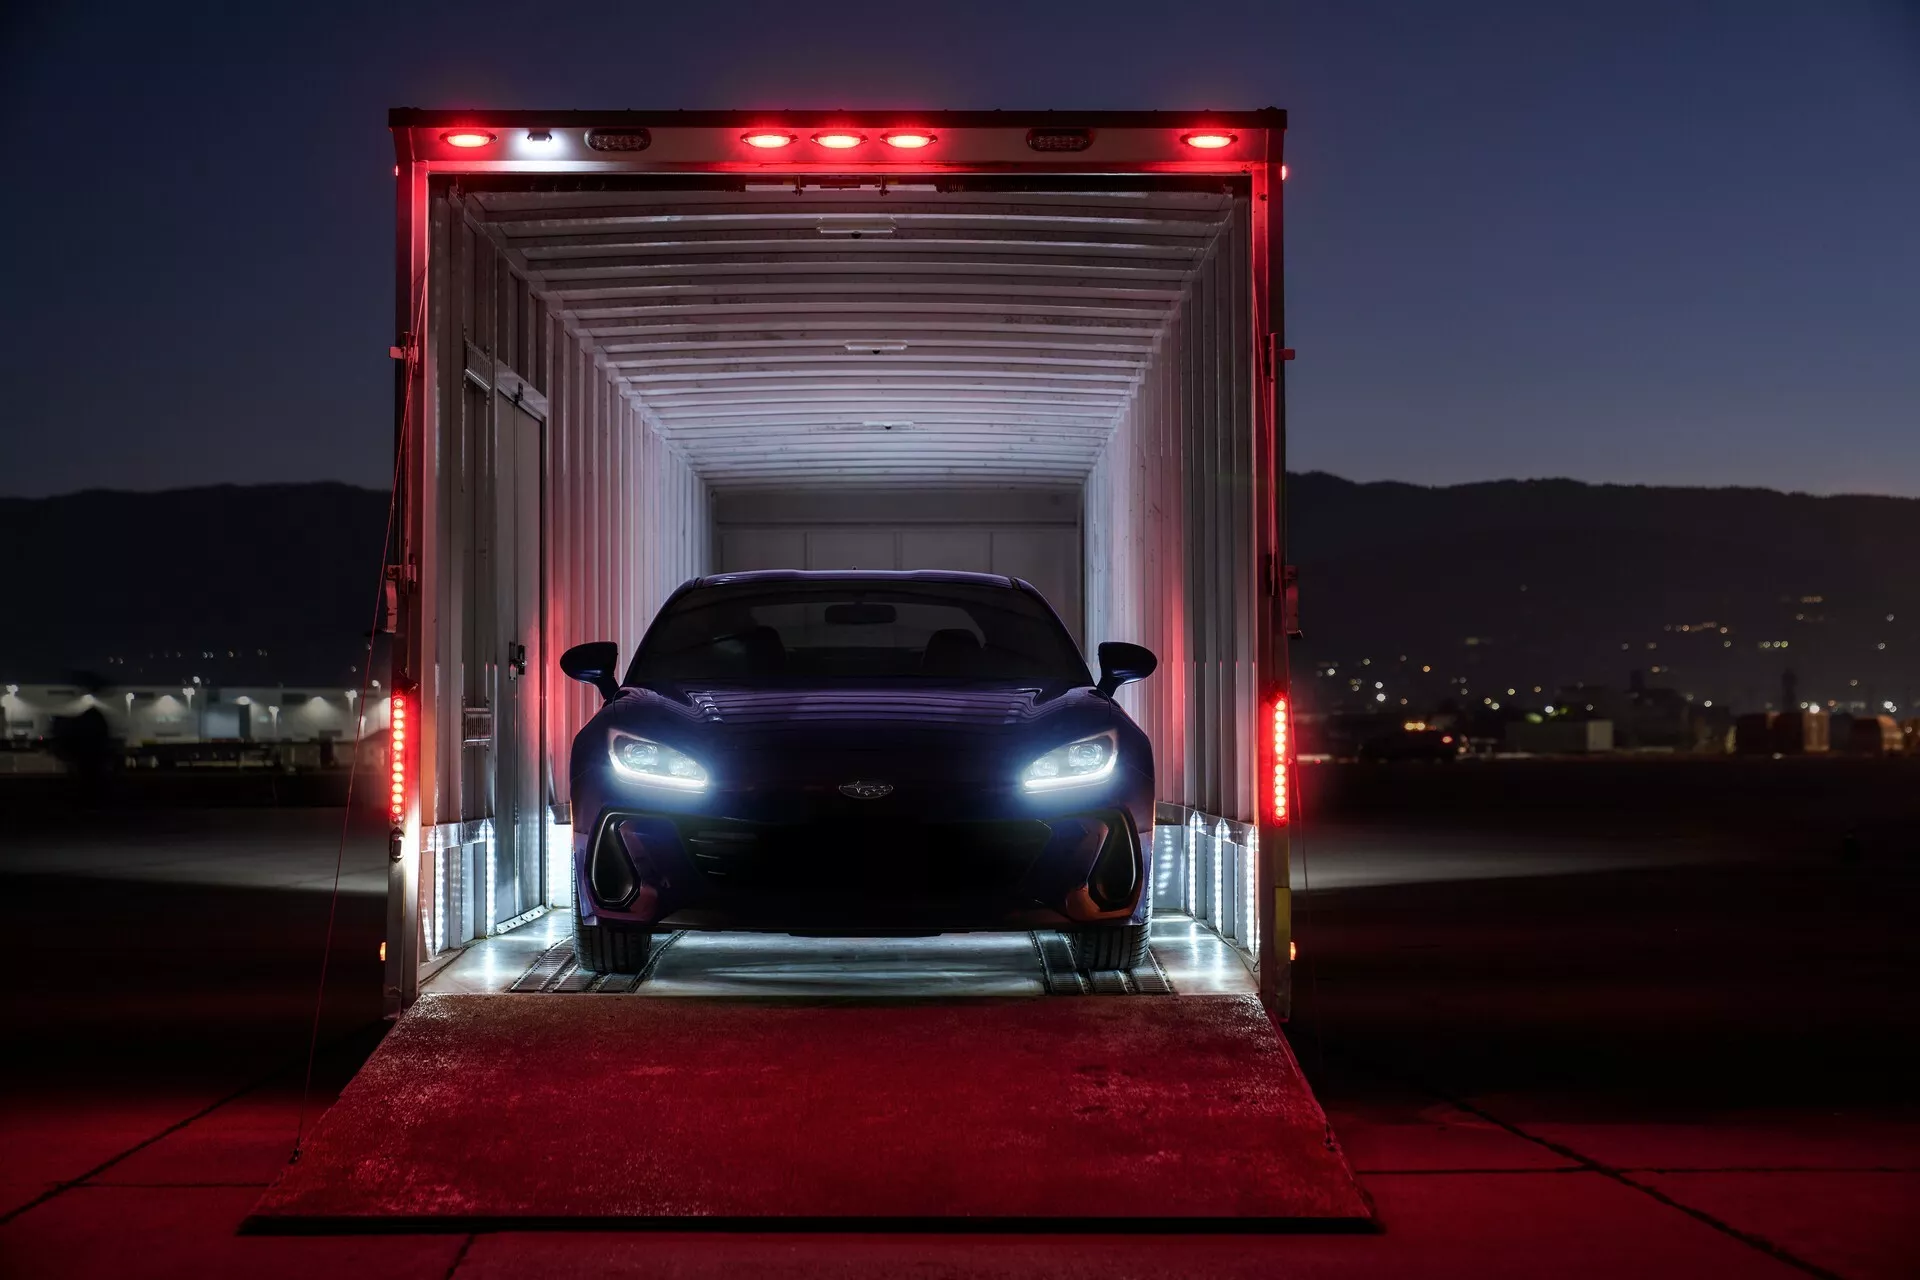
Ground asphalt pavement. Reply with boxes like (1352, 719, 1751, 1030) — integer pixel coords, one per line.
(0, 760, 1914, 1278)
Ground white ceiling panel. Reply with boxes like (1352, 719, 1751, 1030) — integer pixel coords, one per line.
(467, 183, 1234, 489)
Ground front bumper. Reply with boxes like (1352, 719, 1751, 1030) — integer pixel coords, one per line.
(579, 805, 1144, 934)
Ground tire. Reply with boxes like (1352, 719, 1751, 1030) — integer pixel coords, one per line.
(1066, 921, 1152, 971)
(1065, 895, 1153, 972)
(573, 900, 653, 974)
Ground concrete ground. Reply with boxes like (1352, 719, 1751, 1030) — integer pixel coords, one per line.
(1, 760, 1915, 1277)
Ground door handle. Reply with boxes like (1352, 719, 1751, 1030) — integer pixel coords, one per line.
(507, 643, 528, 679)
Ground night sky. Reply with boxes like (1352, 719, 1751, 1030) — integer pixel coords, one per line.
(3, 0, 1915, 499)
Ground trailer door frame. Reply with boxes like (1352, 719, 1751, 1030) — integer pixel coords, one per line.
(385, 111, 1292, 1019)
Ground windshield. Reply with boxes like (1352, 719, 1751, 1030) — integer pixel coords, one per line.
(626, 580, 1091, 685)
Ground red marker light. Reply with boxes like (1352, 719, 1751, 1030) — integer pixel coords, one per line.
(441, 130, 496, 149)
(1271, 696, 1291, 824)
(1182, 131, 1237, 150)
(389, 694, 408, 825)
(741, 131, 796, 149)
(812, 131, 866, 150)
(881, 130, 937, 149)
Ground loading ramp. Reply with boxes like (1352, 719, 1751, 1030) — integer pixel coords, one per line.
(251, 979, 1365, 1230)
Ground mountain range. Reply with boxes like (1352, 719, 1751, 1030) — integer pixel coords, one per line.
(3, 475, 1914, 710)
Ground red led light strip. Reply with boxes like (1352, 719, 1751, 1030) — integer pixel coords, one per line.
(1271, 696, 1290, 825)
(389, 694, 408, 825)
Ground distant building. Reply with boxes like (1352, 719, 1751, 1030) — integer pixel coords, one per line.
(1840, 715, 1904, 756)
(1733, 710, 1829, 755)
(1504, 719, 1614, 754)
(0, 683, 383, 748)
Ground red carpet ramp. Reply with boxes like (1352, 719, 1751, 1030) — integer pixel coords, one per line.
(249, 994, 1369, 1229)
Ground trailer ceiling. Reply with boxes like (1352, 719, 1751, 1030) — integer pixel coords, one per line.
(461, 180, 1240, 490)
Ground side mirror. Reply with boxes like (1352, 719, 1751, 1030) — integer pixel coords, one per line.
(559, 641, 621, 704)
(1095, 641, 1158, 699)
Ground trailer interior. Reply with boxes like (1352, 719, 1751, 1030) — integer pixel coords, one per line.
(241, 108, 1367, 1231)
(381, 111, 1293, 1024)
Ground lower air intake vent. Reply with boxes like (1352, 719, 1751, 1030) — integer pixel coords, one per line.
(590, 828, 638, 906)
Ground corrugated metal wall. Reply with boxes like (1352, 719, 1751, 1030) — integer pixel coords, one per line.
(419, 191, 707, 960)
(544, 322, 708, 818)
(1084, 197, 1256, 826)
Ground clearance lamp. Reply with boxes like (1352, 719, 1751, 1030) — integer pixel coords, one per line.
(440, 130, 496, 148)
(741, 131, 796, 149)
(812, 131, 867, 149)
(881, 130, 937, 149)
(389, 694, 409, 825)
(1271, 695, 1291, 824)
(1181, 131, 1237, 150)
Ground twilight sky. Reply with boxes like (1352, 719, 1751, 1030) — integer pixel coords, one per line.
(2, 0, 1915, 498)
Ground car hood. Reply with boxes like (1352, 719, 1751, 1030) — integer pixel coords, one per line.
(599, 682, 1113, 786)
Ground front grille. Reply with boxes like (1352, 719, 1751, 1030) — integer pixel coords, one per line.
(677, 817, 1050, 897)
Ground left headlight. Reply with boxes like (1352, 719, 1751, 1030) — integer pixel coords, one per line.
(608, 730, 709, 791)
(1020, 730, 1119, 792)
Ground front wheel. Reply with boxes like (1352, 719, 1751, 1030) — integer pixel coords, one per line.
(573, 900, 653, 974)
(1065, 900, 1153, 972)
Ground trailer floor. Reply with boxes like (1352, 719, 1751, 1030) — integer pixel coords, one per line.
(421, 910, 1261, 998)
(246, 992, 1367, 1229)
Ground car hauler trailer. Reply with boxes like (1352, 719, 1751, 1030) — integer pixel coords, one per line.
(383, 109, 1295, 1019)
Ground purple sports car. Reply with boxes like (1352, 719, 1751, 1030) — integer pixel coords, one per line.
(558, 570, 1158, 975)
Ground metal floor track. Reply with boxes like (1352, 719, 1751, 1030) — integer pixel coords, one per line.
(505, 930, 1173, 995)
(508, 932, 684, 993)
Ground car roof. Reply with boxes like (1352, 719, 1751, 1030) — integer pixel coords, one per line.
(693, 569, 1019, 589)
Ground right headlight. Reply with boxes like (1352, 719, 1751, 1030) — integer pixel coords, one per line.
(1020, 730, 1119, 792)
(608, 731, 709, 791)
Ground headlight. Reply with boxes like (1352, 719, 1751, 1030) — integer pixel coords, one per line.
(1020, 730, 1118, 792)
(608, 731, 709, 790)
